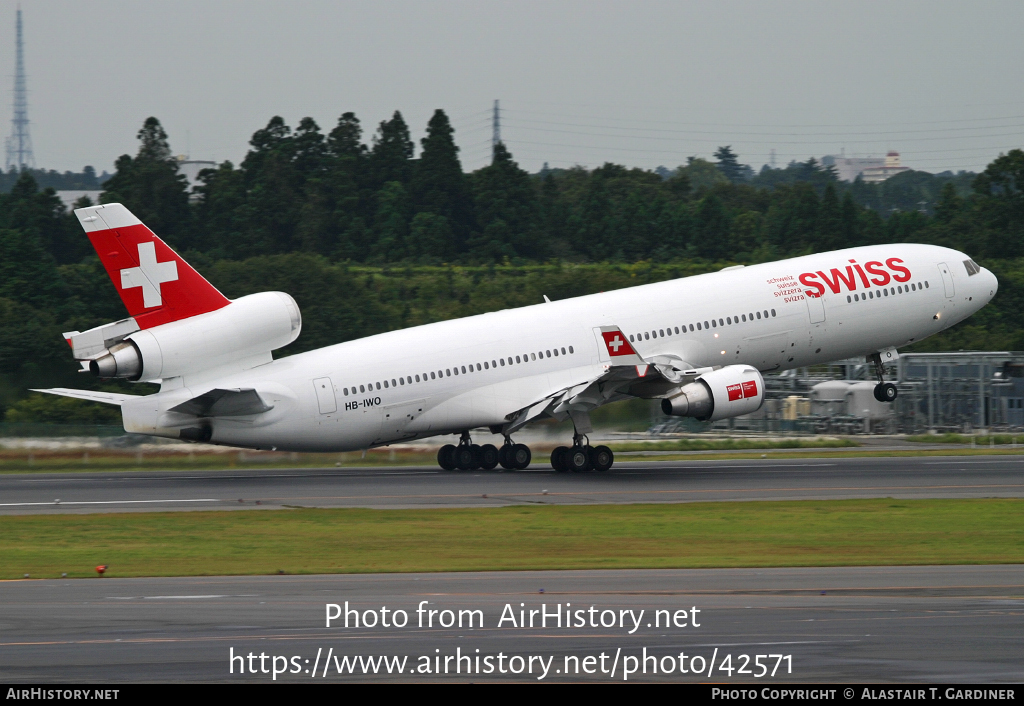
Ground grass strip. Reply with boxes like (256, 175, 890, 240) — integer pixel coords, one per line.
(906, 433, 1024, 445)
(3, 499, 1022, 580)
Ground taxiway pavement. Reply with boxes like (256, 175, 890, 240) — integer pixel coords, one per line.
(1, 565, 1021, 682)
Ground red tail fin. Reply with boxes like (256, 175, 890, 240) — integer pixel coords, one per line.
(75, 203, 229, 329)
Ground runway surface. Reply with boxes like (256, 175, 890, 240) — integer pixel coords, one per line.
(1, 565, 1021, 682)
(1, 455, 1023, 514)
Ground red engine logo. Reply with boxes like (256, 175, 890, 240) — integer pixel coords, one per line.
(727, 380, 758, 401)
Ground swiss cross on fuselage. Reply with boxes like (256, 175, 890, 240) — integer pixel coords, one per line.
(120, 241, 178, 309)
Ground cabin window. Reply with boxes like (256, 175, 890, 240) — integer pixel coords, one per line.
(359, 385, 365, 393)
(763, 310, 768, 318)
(756, 312, 761, 319)
(847, 295, 851, 303)
(530, 353, 536, 361)
(545, 351, 551, 358)
(499, 359, 505, 367)
(569, 346, 574, 354)
(911, 283, 916, 291)
(727, 317, 732, 325)
(712, 320, 717, 328)
(742, 314, 747, 321)
(343, 388, 348, 396)
(883, 289, 888, 297)
(516, 355, 521, 363)
(696, 322, 702, 330)
(925, 281, 930, 288)
(658, 329, 663, 337)
(644, 333, 650, 340)
(771, 309, 776, 316)
(484, 361, 489, 369)
(629, 334, 635, 342)
(553, 349, 559, 357)
(375, 382, 381, 390)
(384, 380, 389, 388)
(704, 321, 710, 328)
(399, 378, 404, 386)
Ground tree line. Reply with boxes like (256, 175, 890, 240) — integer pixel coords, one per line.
(0, 110, 1022, 421)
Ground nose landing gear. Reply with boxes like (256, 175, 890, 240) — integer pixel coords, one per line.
(869, 352, 899, 402)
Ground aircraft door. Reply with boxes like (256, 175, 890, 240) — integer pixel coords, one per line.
(313, 377, 337, 414)
(804, 292, 826, 324)
(938, 262, 955, 298)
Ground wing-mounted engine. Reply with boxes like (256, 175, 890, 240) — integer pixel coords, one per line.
(64, 291, 301, 383)
(661, 365, 764, 422)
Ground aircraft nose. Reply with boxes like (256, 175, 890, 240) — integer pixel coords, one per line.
(983, 268, 998, 301)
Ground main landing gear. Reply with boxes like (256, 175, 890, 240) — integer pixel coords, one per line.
(437, 431, 531, 471)
(550, 433, 614, 473)
(869, 352, 899, 403)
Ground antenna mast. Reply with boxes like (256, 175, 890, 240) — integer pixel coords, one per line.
(491, 99, 501, 161)
(5, 6, 34, 171)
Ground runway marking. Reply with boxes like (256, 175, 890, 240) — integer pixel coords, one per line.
(18, 471, 439, 483)
(0, 499, 220, 507)
(248, 483, 1024, 503)
(107, 595, 258, 600)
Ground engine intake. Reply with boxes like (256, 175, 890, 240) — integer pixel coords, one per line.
(661, 365, 765, 422)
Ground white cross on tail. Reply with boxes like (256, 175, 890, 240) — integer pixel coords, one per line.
(120, 242, 178, 308)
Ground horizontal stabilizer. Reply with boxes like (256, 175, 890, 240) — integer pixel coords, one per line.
(169, 388, 273, 417)
(31, 388, 137, 406)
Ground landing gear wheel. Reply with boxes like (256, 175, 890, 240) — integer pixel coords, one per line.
(437, 444, 457, 471)
(469, 444, 483, 470)
(479, 444, 499, 470)
(590, 445, 614, 472)
(498, 444, 515, 470)
(454, 445, 476, 470)
(567, 445, 592, 473)
(510, 444, 532, 470)
(874, 382, 898, 402)
(551, 446, 570, 472)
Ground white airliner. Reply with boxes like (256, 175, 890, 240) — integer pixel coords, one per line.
(39, 203, 997, 472)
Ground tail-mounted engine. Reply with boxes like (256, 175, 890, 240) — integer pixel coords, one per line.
(660, 365, 765, 422)
(64, 291, 301, 382)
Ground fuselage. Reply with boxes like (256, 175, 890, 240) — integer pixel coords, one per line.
(120, 244, 997, 452)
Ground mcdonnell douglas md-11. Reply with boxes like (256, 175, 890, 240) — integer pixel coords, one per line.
(38, 203, 997, 472)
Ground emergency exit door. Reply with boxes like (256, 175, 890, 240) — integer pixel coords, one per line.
(313, 377, 337, 414)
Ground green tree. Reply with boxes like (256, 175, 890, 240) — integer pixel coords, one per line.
(714, 146, 745, 183)
(100, 117, 190, 247)
(410, 109, 473, 251)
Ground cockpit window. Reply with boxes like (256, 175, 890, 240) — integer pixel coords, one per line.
(963, 259, 980, 276)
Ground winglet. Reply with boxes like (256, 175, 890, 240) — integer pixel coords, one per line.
(75, 203, 230, 329)
(597, 325, 648, 374)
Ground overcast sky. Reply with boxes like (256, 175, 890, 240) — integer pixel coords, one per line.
(4, 0, 1023, 175)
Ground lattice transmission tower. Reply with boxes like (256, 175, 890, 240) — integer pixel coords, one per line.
(5, 7, 34, 171)
(491, 99, 501, 160)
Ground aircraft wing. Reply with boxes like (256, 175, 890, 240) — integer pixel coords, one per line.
(501, 326, 709, 435)
(31, 388, 138, 406)
(168, 388, 274, 417)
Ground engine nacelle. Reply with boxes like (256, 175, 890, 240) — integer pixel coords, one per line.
(90, 291, 301, 382)
(660, 365, 764, 422)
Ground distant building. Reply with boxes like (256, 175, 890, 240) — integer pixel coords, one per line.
(820, 151, 911, 183)
(860, 151, 911, 183)
(174, 156, 217, 189)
